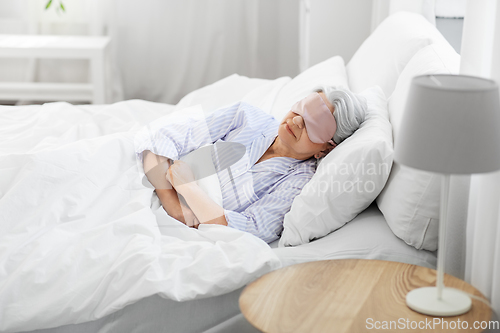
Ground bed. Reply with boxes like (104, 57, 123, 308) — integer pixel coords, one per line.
(0, 12, 469, 333)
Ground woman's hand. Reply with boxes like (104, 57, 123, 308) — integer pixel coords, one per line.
(168, 204, 200, 229)
(178, 203, 200, 229)
(157, 189, 199, 228)
(143, 151, 172, 190)
(166, 160, 196, 194)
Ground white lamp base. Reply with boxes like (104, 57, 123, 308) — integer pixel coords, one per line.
(406, 287, 472, 316)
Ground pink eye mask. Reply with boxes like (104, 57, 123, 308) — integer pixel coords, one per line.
(290, 93, 337, 145)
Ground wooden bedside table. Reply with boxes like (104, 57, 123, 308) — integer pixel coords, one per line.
(239, 259, 492, 333)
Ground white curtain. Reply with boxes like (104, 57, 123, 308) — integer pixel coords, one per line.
(107, 0, 263, 104)
(461, 0, 500, 321)
(0, 0, 300, 104)
(107, 0, 300, 104)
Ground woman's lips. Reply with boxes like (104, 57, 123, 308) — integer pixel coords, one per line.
(285, 123, 296, 138)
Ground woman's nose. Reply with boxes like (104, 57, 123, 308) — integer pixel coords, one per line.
(292, 115, 304, 129)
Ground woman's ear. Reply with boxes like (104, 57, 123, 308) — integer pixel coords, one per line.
(314, 142, 336, 159)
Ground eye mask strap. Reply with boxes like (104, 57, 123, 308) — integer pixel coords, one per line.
(328, 139, 337, 148)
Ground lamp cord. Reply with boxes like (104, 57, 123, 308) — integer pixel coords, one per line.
(457, 290, 492, 309)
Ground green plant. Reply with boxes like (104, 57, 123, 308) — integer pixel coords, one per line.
(45, 0, 65, 13)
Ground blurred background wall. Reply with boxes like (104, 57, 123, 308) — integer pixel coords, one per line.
(0, 0, 372, 104)
(0, 0, 461, 105)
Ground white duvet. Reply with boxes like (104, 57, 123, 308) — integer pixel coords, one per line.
(0, 75, 289, 332)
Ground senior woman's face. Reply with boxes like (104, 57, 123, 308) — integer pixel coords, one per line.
(278, 92, 335, 158)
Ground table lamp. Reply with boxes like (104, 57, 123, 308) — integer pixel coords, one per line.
(394, 74, 500, 316)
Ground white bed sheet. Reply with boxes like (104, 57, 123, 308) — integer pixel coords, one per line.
(0, 89, 284, 332)
(22, 203, 436, 333)
(271, 203, 436, 269)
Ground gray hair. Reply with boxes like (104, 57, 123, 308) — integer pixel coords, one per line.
(313, 86, 367, 144)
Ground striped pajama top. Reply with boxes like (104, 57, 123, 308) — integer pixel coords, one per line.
(135, 102, 317, 243)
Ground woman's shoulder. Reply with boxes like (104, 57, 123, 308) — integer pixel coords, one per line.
(238, 102, 277, 121)
(231, 102, 279, 135)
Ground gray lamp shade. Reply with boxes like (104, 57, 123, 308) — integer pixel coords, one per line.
(395, 74, 500, 174)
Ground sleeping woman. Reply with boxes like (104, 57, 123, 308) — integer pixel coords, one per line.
(137, 86, 367, 243)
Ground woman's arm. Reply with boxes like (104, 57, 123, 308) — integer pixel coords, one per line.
(143, 151, 198, 226)
(135, 102, 245, 165)
(143, 150, 172, 190)
(156, 189, 198, 226)
(174, 183, 227, 226)
(167, 160, 227, 226)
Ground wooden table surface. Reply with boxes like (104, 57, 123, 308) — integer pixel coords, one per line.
(239, 259, 492, 333)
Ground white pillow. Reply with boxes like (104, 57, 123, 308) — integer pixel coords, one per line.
(279, 86, 393, 247)
(173, 74, 276, 113)
(346, 12, 447, 98)
(376, 42, 460, 251)
(270, 55, 348, 121)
